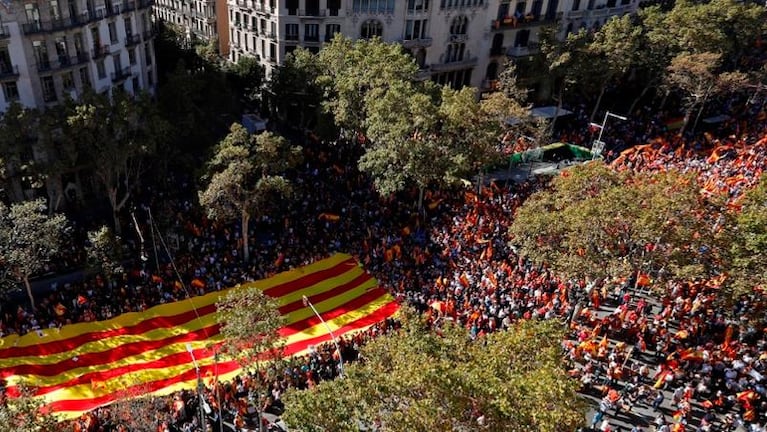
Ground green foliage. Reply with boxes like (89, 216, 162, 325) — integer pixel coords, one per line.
(0, 198, 68, 308)
(0, 383, 59, 432)
(64, 91, 168, 232)
(225, 55, 265, 104)
(317, 35, 420, 137)
(269, 48, 324, 130)
(199, 124, 302, 261)
(730, 175, 767, 296)
(283, 310, 585, 432)
(0, 104, 45, 202)
(509, 162, 723, 285)
(216, 286, 284, 371)
(86, 225, 124, 277)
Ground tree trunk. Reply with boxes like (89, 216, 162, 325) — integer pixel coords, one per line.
(678, 107, 694, 136)
(589, 85, 607, 124)
(549, 86, 565, 136)
(24, 275, 35, 309)
(691, 91, 711, 135)
(658, 89, 670, 112)
(241, 211, 251, 263)
(628, 83, 652, 117)
(417, 186, 425, 214)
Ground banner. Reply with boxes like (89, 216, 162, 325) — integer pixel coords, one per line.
(0, 253, 398, 420)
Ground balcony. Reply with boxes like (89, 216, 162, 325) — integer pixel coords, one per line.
(401, 37, 432, 49)
(285, 34, 299, 42)
(430, 57, 478, 73)
(490, 45, 506, 56)
(125, 33, 142, 46)
(137, 0, 155, 9)
(56, 52, 91, 68)
(298, 9, 325, 17)
(92, 45, 111, 60)
(111, 66, 132, 82)
(37, 60, 54, 72)
(415, 67, 432, 81)
(0, 25, 9, 39)
(565, 5, 631, 21)
(143, 27, 158, 39)
(263, 31, 276, 40)
(507, 43, 539, 57)
(0, 64, 20, 80)
(490, 14, 557, 31)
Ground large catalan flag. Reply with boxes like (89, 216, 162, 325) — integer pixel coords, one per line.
(0, 253, 397, 420)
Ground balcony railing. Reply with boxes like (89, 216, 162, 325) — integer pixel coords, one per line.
(491, 14, 556, 31)
(303, 35, 320, 43)
(0, 25, 9, 39)
(263, 31, 276, 39)
(565, 5, 631, 20)
(401, 37, 433, 49)
(490, 45, 506, 56)
(92, 44, 111, 60)
(285, 34, 299, 41)
(37, 60, 54, 72)
(111, 66, 132, 82)
(298, 9, 325, 17)
(125, 33, 142, 46)
(57, 52, 91, 68)
(430, 56, 478, 73)
(507, 43, 539, 57)
(143, 27, 158, 39)
(0, 64, 20, 79)
(21, 4, 149, 35)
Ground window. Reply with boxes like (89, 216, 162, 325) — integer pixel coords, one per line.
(445, 42, 465, 62)
(96, 60, 106, 78)
(41, 76, 57, 102)
(407, 0, 429, 12)
(128, 48, 136, 65)
(144, 43, 152, 65)
(325, 24, 340, 41)
(2, 81, 19, 101)
(327, 0, 341, 15)
(108, 22, 117, 44)
(0, 48, 12, 74)
(353, 0, 395, 14)
(449, 16, 468, 35)
(132, 77, 139, 91)
(54, 37, 69, 62)
(405, 19, 428, 39)
(62, 71, 75, 90)
(360, 19, 383, 39)
(286, 0, 297, 14)
(124, 17, 132, 36)
(91, 26, 101, 47)
(147, 69, 153, 86)
(304, 24, 319, 42)
(112, 54, 122, 73)
(33, 40, 50, 70)
(285, 23, 298, 40)
(79, 67, 91, 88)
(571, 0, 580, 10)
(269, 43, 276, 61)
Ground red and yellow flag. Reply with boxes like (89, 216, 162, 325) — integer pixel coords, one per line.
(0, 254, 398, 420)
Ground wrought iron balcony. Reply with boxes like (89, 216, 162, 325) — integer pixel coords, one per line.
(111, 66, 132, 82)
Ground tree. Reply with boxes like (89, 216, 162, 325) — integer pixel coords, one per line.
(226, 55, 265, 105)
(665, 52, 747, 135)
(0, 104, 44, 203)
(102, 385, 170, 432)
(729, 175, 767, 297)
(360, 81, 482, 210)
(268, 48, 324, 131)
(86, 225, 124, 280)
(217, 286, 284, 432)
(317, 35, 420, 140)
(65, 91, 167, 234)
(585, 14, 642, 121)
(509, 162, 724, 289)
(0, 383, 59, 432)
(199, 124, 302, 262)
(0, 198, 68, 308)
(282, 311, 585, 432)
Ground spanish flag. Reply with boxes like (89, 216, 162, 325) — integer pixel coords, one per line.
(0, 254, 398, 420)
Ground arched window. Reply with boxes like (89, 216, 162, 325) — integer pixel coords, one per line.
(360, 19, 383, 39)
(491, 33, 504, 55)
(449, 15, 468, 34)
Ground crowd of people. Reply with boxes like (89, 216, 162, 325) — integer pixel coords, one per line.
(0, 88, 766, 431)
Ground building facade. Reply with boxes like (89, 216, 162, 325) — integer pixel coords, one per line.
(153, 0, 229, 56)
(224, 0, 638, 89)
(0, 0, 157, 113)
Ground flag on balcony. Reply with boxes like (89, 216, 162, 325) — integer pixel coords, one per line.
(0, 253, 398, 420)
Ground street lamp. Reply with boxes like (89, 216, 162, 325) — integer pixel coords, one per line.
(590, 111, 628, 159)
(302, 295, 345, 378)
(186, 343, 208, 432)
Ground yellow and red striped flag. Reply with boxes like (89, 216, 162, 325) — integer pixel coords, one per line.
(0, 253, 398, 420)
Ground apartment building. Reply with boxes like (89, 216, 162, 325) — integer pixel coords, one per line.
(153, 0, 229, 55)
(0, 0, 157, 113)
(224, 0, 638, 89)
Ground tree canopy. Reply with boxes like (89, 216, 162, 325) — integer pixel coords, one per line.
(729, 175, 767, 297)
(282, 311, 585, 432)
(509, 162, 725, 287)
(199, 124, 302, 262)
(0, 198, 68, 308)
